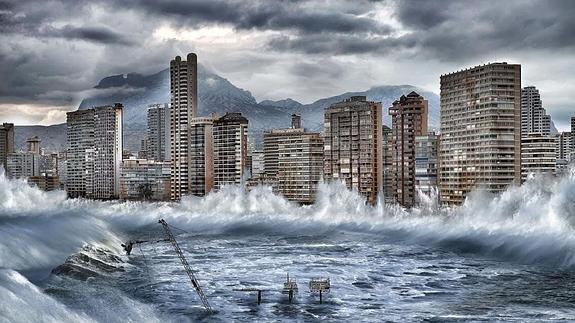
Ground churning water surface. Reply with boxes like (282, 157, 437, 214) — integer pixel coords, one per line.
(1, 170, 575, 322)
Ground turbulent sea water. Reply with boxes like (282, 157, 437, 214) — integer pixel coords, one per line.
(2, 170, 575, 322)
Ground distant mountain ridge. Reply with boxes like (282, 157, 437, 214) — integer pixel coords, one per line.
(17, 67, 441, 151)
(260, 98, 304, 110)
(287, 85, 440, 132)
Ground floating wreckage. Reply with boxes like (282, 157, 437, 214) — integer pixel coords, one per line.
(234, 274, 333, 306)
(232, 287, 268, 305)
(122, 219, 213, 314)
(123, 218, 333, 313)
(309, 277, 331, 304)
(234, 273, 300, 305)
(157, 219, 213, 313)
(121, 240, 147, 255)
(282, 273, 299, 303)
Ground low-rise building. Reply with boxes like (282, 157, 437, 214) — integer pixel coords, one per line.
(120, 158, 171, 201)
(521, 134, 556, 181)
(250, 149, 265, 180)
(555, 132, 572, 175)
(6, 152, 40, 178)
(415, 133, 439, 200)
(29, 175, 60, 191)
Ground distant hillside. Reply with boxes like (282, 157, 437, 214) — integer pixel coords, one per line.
(281, 85, 441, 132)
(14, 123, 66, 152)
(79, 66, 290, 150)
(25, 67, 441, 152)
(260, 98, 304, 110)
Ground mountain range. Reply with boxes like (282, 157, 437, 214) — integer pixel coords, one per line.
(15, 65, 440, 152)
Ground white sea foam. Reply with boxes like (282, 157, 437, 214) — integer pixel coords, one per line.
(0, 169, 575, 272)
(0, 269, 95, 322)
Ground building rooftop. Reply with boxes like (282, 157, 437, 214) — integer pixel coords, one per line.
(216, 112, 248, 123)
(440, 62, 520, 77)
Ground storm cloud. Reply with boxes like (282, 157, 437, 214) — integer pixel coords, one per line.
(0, 0, 574, 129)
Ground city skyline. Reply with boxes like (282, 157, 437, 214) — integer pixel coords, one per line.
(1, 1, 575, 131)
(3, 3, 575, 322)
(2, 55, 573, 207)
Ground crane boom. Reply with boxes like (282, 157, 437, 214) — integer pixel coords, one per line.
(158, 219, 213, 313)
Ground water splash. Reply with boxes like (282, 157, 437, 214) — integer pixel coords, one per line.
(0, 269, 95, 322)
(1, 169, 575, 272)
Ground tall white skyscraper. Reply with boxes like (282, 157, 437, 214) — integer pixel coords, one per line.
(147, 103, 169, 161)
(170, 53, 198, 200)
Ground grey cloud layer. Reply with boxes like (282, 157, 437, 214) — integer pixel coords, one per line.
(0, 0, 574, 127)
(129, 0, 390, 34)
(267, 0, 575, 58)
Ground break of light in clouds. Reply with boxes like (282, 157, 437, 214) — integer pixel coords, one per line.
(0, 0, 574, 129)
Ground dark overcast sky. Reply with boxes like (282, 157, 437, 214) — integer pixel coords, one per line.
(1, 0, 574, 129)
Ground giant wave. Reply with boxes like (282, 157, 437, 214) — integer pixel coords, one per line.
(1, 168, 575, 321)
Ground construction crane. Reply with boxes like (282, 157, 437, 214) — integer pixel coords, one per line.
(158, 219, 213, 313)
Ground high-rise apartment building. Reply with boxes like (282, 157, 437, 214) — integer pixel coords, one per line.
(170, 53, 198, 200)
(439, 63, 521, 205)
(138, 139, 148, 159)
(389, 91, 428, 207)
(147, 103, 169, 161)
(213, 113, 248, 190)
(250, 149, 265, 180)
(39, 153, 58, 177)
(521, 86, 551, 136)
(26, 136, 41, 154)
(277, 131, 323, 204)
(28, 175, 60, 191)
(189, 116, 216, 196)
(0, 123, 14, 173)
(7, 136, 42, 179)
(555, 132, 572, 174)
(263, 132, 281, 182)
(572, 116, 575, 151)
(291, 113, 302, 129)
(324, 96, 383, 205)
(521, 134, 556, 182)
(263, 115, 323, 203)
(6, 152, 40, 179)
(415, 132, 439, 200)
(382, 125, 394, 204)
(66, 104, 123, 199)
(66, 109, 94, 197)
